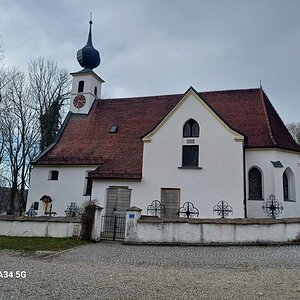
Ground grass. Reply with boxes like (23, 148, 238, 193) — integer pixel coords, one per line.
(0, 236, 88, 251)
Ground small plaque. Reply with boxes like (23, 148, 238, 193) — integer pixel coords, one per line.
(129, 213, 135, 219)
(187, 139, 195, 144)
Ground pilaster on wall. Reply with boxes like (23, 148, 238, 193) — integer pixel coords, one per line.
(91, 206, 103, 241)
(125, 206, 142, 242)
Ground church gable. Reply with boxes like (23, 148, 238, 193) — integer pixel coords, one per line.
(143, 87, 244, 143)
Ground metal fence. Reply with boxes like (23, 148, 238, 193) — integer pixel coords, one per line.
(101, 214, 126, 240)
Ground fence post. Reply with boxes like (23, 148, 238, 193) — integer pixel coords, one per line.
(91, 205, 103, 241)
(125, 206, 142, 243)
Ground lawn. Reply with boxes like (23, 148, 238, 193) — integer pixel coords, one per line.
(0, 236, 88, 251)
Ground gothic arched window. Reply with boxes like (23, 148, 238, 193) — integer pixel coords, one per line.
(248, 167, 263, 199)
(183, 119, 199, 138)
(181, 119, 200, 167)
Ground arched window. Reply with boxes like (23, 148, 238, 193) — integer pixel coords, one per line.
(248, 167, 263, 199)
(183, 119, 199, 137)
(94, 86, 97, 96)
(181, 119, 200, 167)
(283, 168, 296, 201)
(283, 172, 289, 200)
(78, 80, 84, 93)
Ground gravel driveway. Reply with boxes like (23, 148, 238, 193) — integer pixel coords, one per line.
(1, 242, 300, 299)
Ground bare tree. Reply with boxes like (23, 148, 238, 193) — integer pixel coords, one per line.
(0, 68, 40, 214)
(0, 44, 11, 187)
(0, 56, 70, 214)
(28, 57, 71, 151)
(0, 41, 10, 101)
(0, 37, 4, 62)
(286, 122, 300, 144)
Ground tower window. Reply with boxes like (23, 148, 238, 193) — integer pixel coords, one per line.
(183, 119, 200, 137)
(78, 81, 84, 93)
(94, 86, 97, 96)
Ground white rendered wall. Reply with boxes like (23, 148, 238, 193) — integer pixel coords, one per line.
(92, 93, 245, 218)
(246, 149, 300, 218)
(140, 93, 245, 217)
(0, 219, 82, 237)
(70, 71, 103, 114)
(27, 165, 98, 216)
(125, 218, 300, 244)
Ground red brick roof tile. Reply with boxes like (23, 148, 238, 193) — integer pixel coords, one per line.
(35, 88, 300, 178)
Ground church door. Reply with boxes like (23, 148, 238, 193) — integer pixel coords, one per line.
(161, 188, 180, 217)
(102, 186, 131, 240)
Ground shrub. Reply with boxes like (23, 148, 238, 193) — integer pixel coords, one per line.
(80, 200, 97, 240)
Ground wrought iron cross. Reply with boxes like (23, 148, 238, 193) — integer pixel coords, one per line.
(178, 202, 199, 219)
(26, 204, 37, 217)
(45, 204, 57, 217)
(213, 200, 233, 218)
(147, 200, 165, 217)
(262, 194, 283, 219)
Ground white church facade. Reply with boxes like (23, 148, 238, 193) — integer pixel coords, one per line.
(26, 22, 300, 219)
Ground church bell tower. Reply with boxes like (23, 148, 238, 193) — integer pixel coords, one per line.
(70, 19, 104, 114)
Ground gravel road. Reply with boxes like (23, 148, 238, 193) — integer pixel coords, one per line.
(1, 242, 300, 300)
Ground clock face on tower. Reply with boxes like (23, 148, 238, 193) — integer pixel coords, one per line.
(73, 94, 86, 109)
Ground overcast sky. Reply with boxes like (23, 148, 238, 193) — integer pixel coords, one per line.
(1, 0, 300, 123)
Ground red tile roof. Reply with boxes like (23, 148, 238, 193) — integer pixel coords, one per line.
(35, 88, 300, 179)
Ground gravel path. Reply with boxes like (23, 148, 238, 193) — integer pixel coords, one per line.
(1, 242, 300, 299)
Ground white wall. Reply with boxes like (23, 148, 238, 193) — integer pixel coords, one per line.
(246, 149, 300, 218)
(92, 92, 245, 218)
(125, 216, 300, 244)
(70, 71, 103, 114)
(0, 218, 81, 237)
(27, 165, 98, 216)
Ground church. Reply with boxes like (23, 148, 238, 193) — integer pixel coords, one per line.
(26, 21, 300, 219)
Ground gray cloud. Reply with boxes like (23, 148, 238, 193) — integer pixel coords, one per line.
(1, 0, 299, 122)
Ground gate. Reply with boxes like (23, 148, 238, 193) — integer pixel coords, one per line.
(101, 214, 126, 240)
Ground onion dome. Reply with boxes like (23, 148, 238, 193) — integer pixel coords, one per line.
(77, 20, 101, 70)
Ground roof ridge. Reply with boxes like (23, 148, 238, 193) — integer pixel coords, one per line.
(101, 93, 183, 101)
(200, 87, 261, 94)
(259, 87, 277, 146)
(100, 87, 262, 101)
